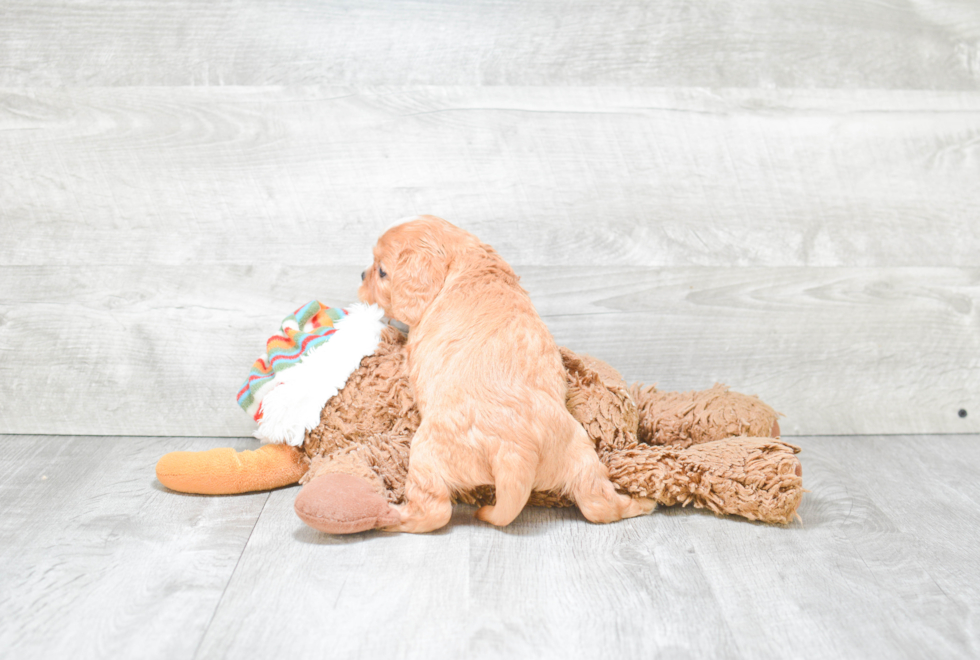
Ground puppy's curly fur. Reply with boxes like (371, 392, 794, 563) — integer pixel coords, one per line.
(359, 216, 654, 532)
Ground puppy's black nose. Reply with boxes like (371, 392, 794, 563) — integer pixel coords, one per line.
(361, 270, 366, 281)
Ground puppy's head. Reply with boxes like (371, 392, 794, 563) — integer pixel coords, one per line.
(359, 215, 472, 327)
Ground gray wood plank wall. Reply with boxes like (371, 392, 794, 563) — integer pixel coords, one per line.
(2, 1, 980, 89)
(1, 1, 978, 437)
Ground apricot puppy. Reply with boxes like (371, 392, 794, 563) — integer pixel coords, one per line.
(359, 216, 654, 533)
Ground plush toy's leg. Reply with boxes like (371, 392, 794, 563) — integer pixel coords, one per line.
(631, 383, 782, 448)
(294, 442, 403, 534)
(155, 443, 308, 494)
(604, 437, 803, 524)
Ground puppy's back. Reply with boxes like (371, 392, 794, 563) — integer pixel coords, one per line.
(408, 238, 566, 411)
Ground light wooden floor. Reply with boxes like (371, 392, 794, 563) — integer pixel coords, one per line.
(2, 434, 978, 659)
(2, 0, 980, 658)
(0, 436, 980, 659)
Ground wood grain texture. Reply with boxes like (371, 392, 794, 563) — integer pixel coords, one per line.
(1, 0, 979, 89)
(0, 264, 975, 437)
(0, 435, 270, 659)
(2, 87, 979, 268)
(5, 434, 972, 660)
(194, 487, 473, 660)
(685, 434, 980, 659)
(196, 486, 739, 660)
(537, 267, 980, 436)
(842, 434, 980, 647)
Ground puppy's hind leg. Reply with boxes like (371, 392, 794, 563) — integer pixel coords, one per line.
(565, 427, 656, 524)
(384, 430, 454, 534)
(475, 450, 535, 527)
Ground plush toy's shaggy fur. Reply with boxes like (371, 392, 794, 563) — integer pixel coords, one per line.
(302, 326, 418, 500)
(156, 325, 803, 531)
(295, 326, 803, 527)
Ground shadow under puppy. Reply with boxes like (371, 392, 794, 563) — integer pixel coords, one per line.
(358, 215, 655, 532)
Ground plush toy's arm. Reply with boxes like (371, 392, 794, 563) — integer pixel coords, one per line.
(293, 433, 410, 533)
(156, 444, 308, 495)
(630, 383, 782, 448)
(604, 436, 803, 524)
(295, 473, 400, 534)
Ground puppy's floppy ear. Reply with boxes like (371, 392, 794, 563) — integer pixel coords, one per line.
(390, 239, 449, 327)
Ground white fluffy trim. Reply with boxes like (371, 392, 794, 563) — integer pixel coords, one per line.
(254, 303, 386, 446)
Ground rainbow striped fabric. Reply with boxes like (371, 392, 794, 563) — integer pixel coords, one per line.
(237, 301, 348, 421)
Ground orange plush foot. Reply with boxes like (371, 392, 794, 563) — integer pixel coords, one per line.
(156, 443, 308, 494)
(294, 473, 400, 534)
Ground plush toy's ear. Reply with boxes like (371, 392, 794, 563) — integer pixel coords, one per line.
(389, 239, 449, 327)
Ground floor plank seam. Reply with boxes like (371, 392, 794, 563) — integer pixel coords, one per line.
(192, 491, 271, 660)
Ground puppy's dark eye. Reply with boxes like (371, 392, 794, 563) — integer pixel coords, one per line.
(379, 264, 387, 278)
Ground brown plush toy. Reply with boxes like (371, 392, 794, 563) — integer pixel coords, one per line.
(156, 325, 803, 533)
